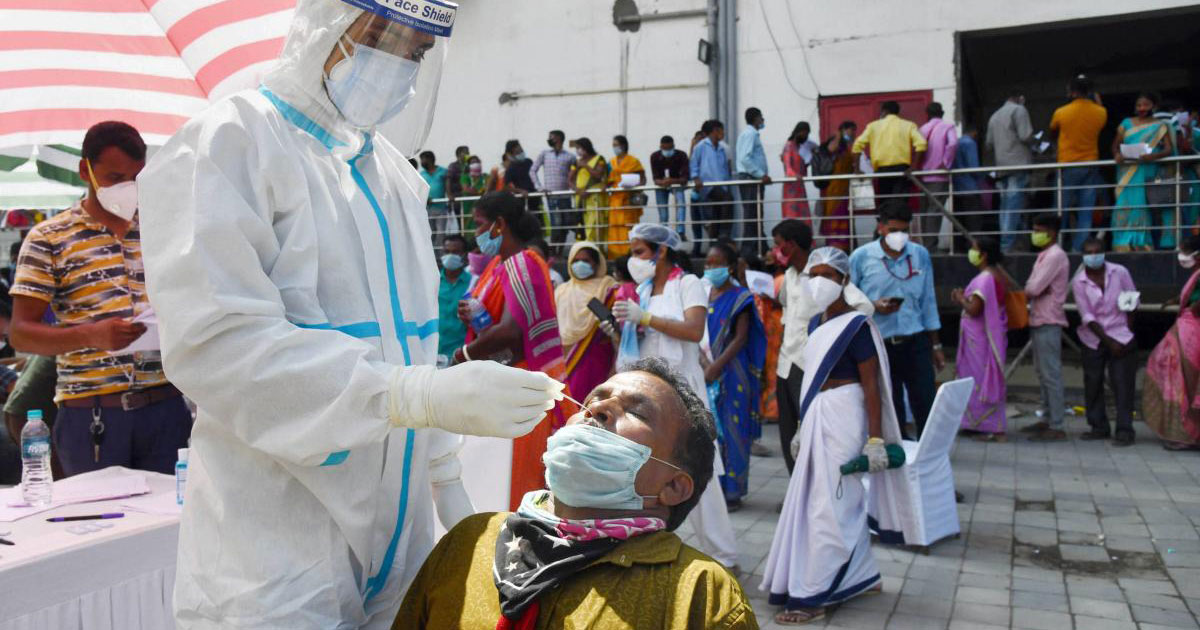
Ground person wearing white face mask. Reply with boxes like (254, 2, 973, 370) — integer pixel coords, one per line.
(761, 246, 913, 626)
(1145, 235, 1200, 450)
(9, 121, 192, 479)
(848, 202, 944, 439)
(136, 2, 563, 628)
(611, 223, 739, 570)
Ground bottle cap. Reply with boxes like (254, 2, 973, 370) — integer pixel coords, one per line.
(178, 448, 189, 462)
(27, 409, 43, 421)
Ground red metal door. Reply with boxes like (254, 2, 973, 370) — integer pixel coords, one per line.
(818, 90, 934, 142)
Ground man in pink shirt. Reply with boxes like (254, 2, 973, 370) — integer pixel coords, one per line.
(1023, 214, 1070, 441)
(916, 102, 957, 250)
(1072, 238, 1137, 446)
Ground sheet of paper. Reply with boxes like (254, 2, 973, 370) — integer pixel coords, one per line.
(121, 490, 182, 516)
(1036, 141, 1051, 154)
(619, 173, 640, 188)
(1120, 143, 1151, 159)
(1034, 130, 1044, 141)
(0, 466, 151, 522)
(111, 308, 161, 355)
(1118, 291, 1141, 312)
(744, 270, 776, 298)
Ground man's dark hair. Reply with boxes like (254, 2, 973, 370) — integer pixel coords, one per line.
(700, 119, 724, 135)
(504, 139, 521, 156)
(454, 145, 470, 158)
(771, 219, 813, 250)
(442, 233, 467, 249)
(418, 150, 435, 162)
(926, 102, 944, 118)
(838, 120, 857, 131)
(660, 135, 675, 145)
(1032, 213, 1061, 233)
(549, 130, 565, 143)
(618, 357, 715, 531)
(881, 101, 900, 115)
(82, 121, 146, 162)
(1081, 236, 1105, 252)
(878, 199, 913, 224)
(744, 107, 762, 125)
(1068, 74, 1093, 96)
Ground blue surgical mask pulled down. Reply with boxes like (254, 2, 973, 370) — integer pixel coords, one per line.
(324, 39, 419, 128)
(704, 267, 730, 287)
(441, 254, 464, 271)
(543, 423, 678, 510)
(476, 224, 502, 257)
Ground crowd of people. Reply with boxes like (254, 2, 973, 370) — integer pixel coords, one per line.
(418, 74, 1200, 261)
(3, 12, 1200, 626)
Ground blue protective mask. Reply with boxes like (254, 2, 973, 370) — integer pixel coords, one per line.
(704, 267, 731, 286)
(324, 39, 419, 128)
(476, 224, 502, 257)
(571, 260, 595, 280)
(441, 254, 464, 271)
(543, 424, 680, 510)
(1083, 254, 1105, 269)
(661, 149, 676, 158)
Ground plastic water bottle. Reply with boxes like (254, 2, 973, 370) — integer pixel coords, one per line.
(176, 448, 189, 506)
(467, 298, 493, 333)
(20, 409, 53, 507)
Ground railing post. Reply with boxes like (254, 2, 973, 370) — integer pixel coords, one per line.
(947, 174, 955, 255)
(1176, 162, 1183, 249)
(1056, 166, 1064, 244)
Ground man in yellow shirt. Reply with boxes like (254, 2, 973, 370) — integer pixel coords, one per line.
(394, 357, 758, 630)
(852, 101, 927, 200)
(1049, 74, 1108, 251)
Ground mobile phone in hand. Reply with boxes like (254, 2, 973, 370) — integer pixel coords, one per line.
(889, 297, 905, 307)
(587, 298, 618, 329)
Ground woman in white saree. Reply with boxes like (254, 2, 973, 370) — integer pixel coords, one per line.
(760, 247, 911, 625)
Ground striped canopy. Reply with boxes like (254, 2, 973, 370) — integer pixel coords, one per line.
(0, 0, 297, 152)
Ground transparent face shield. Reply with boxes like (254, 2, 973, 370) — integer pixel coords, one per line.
(324, 1, 455, 154)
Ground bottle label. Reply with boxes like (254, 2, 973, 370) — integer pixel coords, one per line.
(22, 436, 50, 459)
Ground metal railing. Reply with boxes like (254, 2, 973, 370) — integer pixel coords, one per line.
(425, 154, 1200, 256)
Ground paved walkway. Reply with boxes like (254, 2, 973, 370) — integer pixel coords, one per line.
(677, 406, 1200, 629)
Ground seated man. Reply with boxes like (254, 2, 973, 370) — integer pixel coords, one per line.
(394, 357, 758, 629)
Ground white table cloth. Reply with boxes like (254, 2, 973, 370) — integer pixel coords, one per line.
(0, 470, 179, 630)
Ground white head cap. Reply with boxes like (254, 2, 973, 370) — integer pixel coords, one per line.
(803, 246, 850, 278)
(629, 223, 682, 251)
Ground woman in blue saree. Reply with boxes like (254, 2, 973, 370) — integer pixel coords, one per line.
(1111, 92, 1176, 251)
(703, 242, 766, 509)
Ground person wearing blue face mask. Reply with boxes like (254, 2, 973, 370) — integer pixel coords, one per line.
(556, 242, 619, 405)
(394, 358, 757, 629)
(702, 242, 767, 510)
(651, 135, 691, 239)
(437, 234, 471, 362)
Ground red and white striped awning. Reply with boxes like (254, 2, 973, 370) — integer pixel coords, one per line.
(0, 0, 297, 148)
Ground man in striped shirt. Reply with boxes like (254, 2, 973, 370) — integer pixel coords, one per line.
(8, 122, 191, 477)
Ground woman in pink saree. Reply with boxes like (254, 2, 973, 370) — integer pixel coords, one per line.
(555, 241, 618, 405)
(951, 238, 1009, 441)
(1144, 236, 1200, 449)
(781, 122, 817, 224)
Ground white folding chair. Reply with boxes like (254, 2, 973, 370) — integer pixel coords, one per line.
(869, 377, 974, 549)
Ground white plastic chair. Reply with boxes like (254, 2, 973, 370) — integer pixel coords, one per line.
(870, 377, 974, 549)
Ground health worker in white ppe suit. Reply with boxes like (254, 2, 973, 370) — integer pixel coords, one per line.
(137, 1, 558, 628)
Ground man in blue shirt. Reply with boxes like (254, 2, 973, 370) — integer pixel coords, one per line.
(736, 107, 772, 256)
(419, 150, 451, 248)
(849, 202, 946, 438)
(690, 119, 734, 256)
(952, 123, 986, 251)
(437, 234, 471, 362)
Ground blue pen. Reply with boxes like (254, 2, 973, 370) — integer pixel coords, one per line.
(47, 512, 124, 523)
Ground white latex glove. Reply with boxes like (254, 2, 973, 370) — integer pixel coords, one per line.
(388, 361, 557, 438)
(613, 299, 650, 326)
(863, 437, 887, 473)
(598, 320, 619, 340)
